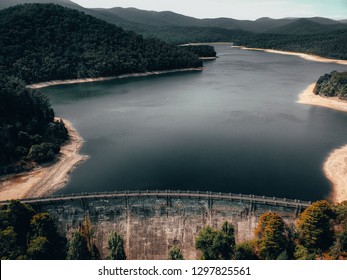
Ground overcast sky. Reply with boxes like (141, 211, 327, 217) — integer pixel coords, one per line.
(71, 0, 347, 20)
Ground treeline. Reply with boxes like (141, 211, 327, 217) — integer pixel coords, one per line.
(0, 4, 202, 84)
(124, 20, 347, 60)
(233, 29, 347, 60)
(0, 201, 126, 260)
(2, 200, 347, 260)
(135, 25, 250, 45)
(189, 200, 347, 260)
(0, 75, 68, 170)
(314, 71, 347, 99)
(0, 201, 66, 259)
(180, 45, 217, 58)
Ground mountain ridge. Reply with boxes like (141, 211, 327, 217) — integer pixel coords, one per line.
(1, 1, 345, 35)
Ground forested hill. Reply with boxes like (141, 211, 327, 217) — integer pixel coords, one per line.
(233, 29, 347, 60)
(314, 71, 347, 100)
(0, 4, 202, 84)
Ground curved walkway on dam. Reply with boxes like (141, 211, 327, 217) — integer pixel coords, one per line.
(0, 190, 312, 208)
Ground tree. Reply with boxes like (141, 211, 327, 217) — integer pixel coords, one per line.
(0, 201, 66, 260)
(168, 246, 184, 260)
(195, 222, 235, 260)
(27, 236, 51, 260)
(0, 226, 20, 259)
(30, 212, 67, 259)
(294, 244, 316, 260)
(296, 200, 335, 252)
(81, 216, 99, 260)
(107, 231, 126, 260)
(28, 143, 56, 163)
(0, 201, 35, 249)
(330, 202, 347, 259)
(235, 241, 259, 260)
(66, 231, 91, 260)
(255, 213, 290, 260)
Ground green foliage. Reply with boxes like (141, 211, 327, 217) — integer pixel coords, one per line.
(329, 201, 347, 259)
(276, 250, 289, 260)
(0, 226, 20, 259)
(335, 201, 347, 228)
(235, 241, 259, 260)
(168, 246, 184, 260)
(233, 29, 347, 60)
(0, 4, 202, 85)
(255, 213, 291, 260)
(27, 236, 51, 260)
(66, 231, 91, 260)
(81, 216, 100, 260)
(181, 45, 217, 58)
(0, 75, 68, 168)
(0, 201, 66, 259)
(107, 231, 126, 260)
(195, 221, 235, 260)
(296, 200, 335, 252)
(28, 143, 56, 163)
(294, 244, 316, 260)
(0, 200, 35, 246)
(330, 229, 347, 259)
(314, 71, 347, 100)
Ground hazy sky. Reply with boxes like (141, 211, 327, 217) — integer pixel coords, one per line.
(71, 0, 347, 20)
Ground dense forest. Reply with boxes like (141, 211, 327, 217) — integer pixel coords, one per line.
(0, 75, 68, 172)
(1, 2, 346, 61)
(0, 201, 66, 259)
(233, 29, 347, 60)
(180, 45, 217, 58)
(0, 3, 204, 171)
(1, 200, 346, 260)
(0, 4, 202, 84)
(314, 71, 347, 99)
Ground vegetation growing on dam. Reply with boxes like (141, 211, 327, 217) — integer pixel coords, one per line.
(314, 71, 347, 100)
(1, 200, 347, 260)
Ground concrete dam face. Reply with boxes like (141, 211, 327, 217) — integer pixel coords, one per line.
(21, 191, 310, 259)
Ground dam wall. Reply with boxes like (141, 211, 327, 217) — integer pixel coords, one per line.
(12, 190, 311, 259)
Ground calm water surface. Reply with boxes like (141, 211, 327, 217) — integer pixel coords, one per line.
(43, 45, 347, 201)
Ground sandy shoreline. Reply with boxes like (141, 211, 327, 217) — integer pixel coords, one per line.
(28, 68, 204, 89)
(0, 119, 88, 201)
(297, 84, 347, 203)
(199, 57, 217, 60)
(297, 83, 347, 113)
(233, 46, 347, 65)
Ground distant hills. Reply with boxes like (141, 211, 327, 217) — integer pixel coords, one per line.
(0, 1, 346, 59)
(0, 0, 79, 10)
(99, 7, 347, 34)
(1, 1, 346, 35)
(267, 18, 347, 34)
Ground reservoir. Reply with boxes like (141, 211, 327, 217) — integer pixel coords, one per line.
(43, 45, 347, 201)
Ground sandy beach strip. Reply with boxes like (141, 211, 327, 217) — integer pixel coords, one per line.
(199, 57, 217, 60)
(28, 68, 204, 89)
(297, 83, 347, 113)
(233, 46, 347, 65)
(323, 145, 347, 204)
(297, 83, 347, 203)
(0, 118, 88, 201)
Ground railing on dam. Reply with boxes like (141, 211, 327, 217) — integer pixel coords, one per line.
(0, 190, 312, 208)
